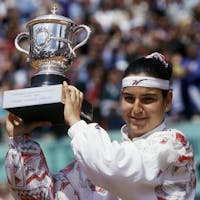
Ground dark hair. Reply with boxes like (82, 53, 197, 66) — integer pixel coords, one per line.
(124, 53, 172, 98)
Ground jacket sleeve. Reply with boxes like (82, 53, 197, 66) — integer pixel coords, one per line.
(5, 134, 117, 200)
(5, 134, 56, 199)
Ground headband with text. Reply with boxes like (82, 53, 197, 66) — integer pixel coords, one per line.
(122, 76, 170, 90)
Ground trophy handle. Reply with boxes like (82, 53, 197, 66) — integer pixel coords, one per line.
(72, 25, 91, 52)
(15, 32, 29, 55)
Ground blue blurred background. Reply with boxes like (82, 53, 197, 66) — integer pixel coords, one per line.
(0, 0, 200, 199)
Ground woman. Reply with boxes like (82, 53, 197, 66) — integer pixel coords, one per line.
(5, 52, 196, 200)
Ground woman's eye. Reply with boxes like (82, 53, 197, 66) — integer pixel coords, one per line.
(142, 97, 155, 104)
(123, 95, 134, 103)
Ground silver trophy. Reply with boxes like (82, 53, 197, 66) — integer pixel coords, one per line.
(15, 6, 91, 87)
(2, 6, 93, 124)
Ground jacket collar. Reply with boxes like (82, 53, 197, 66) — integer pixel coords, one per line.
(121, 122, 167, 141)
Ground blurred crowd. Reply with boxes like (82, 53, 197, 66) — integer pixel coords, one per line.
(0, 0, 200, 142)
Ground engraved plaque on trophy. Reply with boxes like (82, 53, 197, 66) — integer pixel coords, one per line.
(2, 6, 93, 124)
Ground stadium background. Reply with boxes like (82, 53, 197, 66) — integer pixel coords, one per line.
(0, 0, 200, 199)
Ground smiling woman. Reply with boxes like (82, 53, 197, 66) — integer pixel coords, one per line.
(5, 52, 197, 200)
(121, 86, 171, 138)
(120, 53, 173, 139)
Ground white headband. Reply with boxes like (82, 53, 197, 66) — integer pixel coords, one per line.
(122, 76, 170, 90)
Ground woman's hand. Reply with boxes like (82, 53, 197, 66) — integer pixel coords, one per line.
(63, 81, 83, 126)
(6, 113, 51, 137)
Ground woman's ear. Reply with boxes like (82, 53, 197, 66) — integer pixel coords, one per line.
(165, 90, 173, 112)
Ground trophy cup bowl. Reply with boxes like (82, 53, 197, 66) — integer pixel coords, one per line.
(15, 12, 91, 87)
(2, 8, 93, 124)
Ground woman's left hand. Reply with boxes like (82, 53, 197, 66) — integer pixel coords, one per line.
(6, 113, 51, 137)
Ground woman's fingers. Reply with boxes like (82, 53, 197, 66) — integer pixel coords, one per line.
(79, 91, 83, 108)
(63, 81, 83, 126)
(6, 112, 51, 137)
(63, 81, 83, 107)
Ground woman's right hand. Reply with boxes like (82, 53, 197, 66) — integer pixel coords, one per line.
(6, 113, 51, 137)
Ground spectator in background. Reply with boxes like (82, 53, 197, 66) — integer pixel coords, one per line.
(84, 61, 105, 124)
(181, 43, 200, 119)
(0, 38, 13, 80)
(170, 53, 185, 122)
(0, 80, 10, 142)
(100, 66, 124, 130)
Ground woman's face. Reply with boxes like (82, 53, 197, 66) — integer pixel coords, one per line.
(121, 83, 172, 139)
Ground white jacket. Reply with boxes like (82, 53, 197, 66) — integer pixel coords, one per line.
(68, 121, 196, 200)
(5, 121, 196, 200)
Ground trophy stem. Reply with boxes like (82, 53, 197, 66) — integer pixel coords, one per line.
(31, 74, 69, 87)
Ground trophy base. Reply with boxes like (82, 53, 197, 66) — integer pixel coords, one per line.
(2, 84, 93, 124)
(7, 103, 66, 124)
